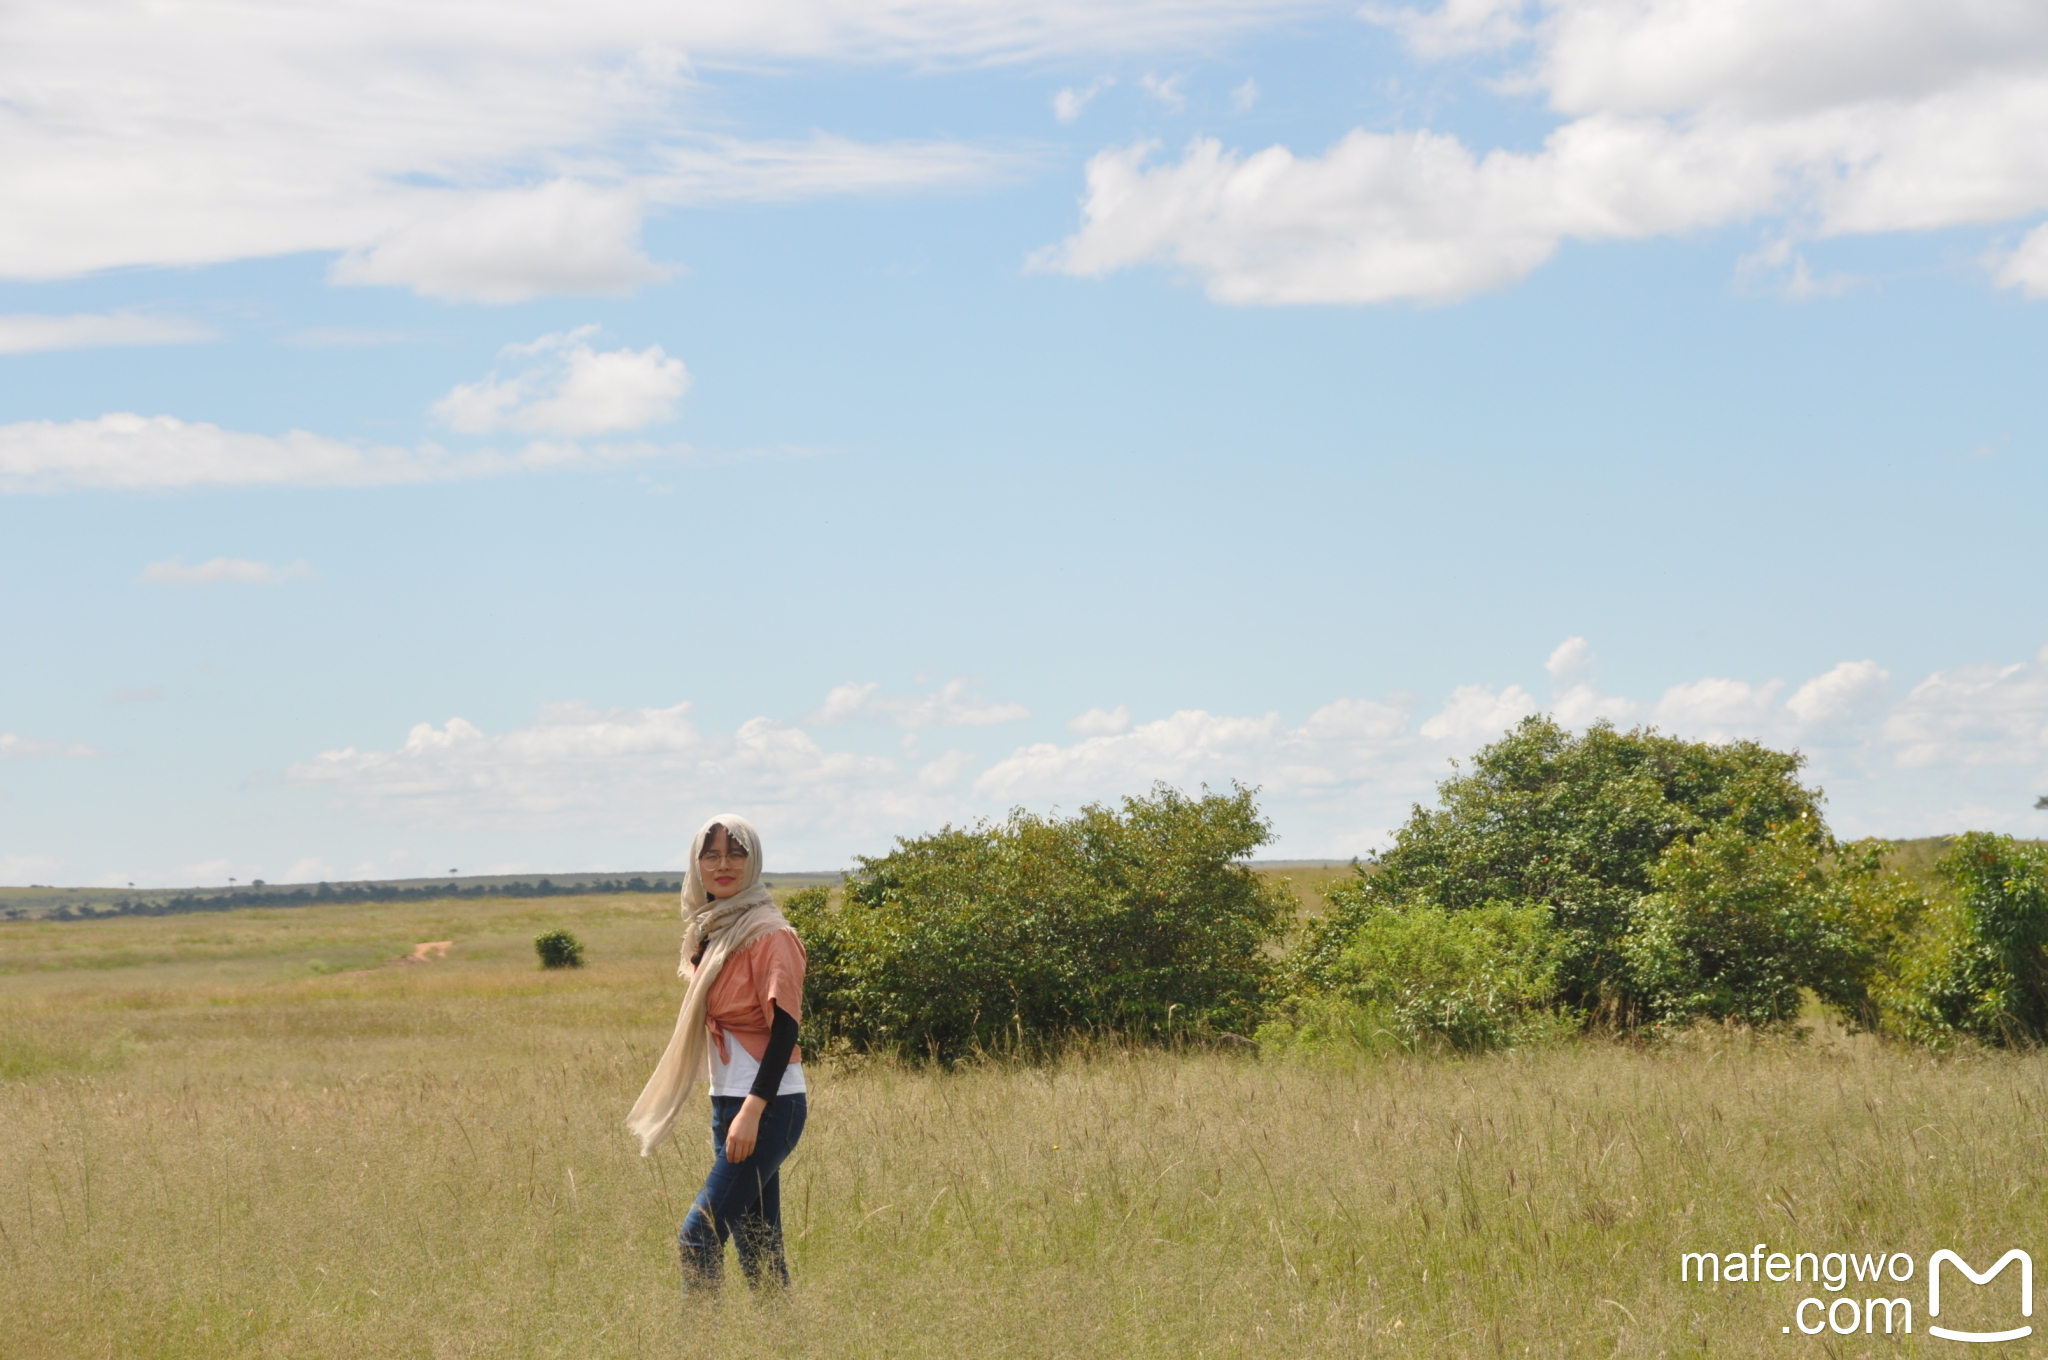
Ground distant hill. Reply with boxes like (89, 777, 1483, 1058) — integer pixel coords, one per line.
(0, 869, 844, 922)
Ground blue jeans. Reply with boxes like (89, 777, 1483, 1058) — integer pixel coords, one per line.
(679, 1094, 807, 1287)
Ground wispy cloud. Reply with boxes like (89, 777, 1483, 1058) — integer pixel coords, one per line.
(0, 733, 100, 760)
(139, 557, 315, 586)
(1066, 705, 1132, 735)
(329, 182, 669, 304)
(2, 0, 1283, 297)
(0, 413, 682, 493)
(1054, 78, 1116, 123)
(648, 134, 1021, 202)
(433, 327, 691, 436)
(813, 679, 1031, 728)
(1139, 72, 1187, 110)
(0, 311, 215, 354)
(1994, 222, 2048, 297)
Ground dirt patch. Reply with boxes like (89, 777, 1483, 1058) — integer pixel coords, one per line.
(401, 941, 453, 963)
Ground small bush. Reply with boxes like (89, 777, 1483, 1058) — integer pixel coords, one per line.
(1286, 890, 1564, 1052)
(799, 783, 1293, 1060)
(534, 929, 584, 969)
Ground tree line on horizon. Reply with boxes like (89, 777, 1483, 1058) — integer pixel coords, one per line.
(11, 875, 687, 922)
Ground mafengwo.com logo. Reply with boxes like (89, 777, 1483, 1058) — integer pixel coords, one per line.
(1681, 1244, 2032, 1342)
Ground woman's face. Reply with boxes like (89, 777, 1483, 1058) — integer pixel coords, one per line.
(698, 825, 752, 900)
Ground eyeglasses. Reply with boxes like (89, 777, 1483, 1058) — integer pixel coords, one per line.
(698, 847, 751, 866)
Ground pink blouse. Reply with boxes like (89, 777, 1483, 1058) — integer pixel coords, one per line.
(702, 927, 806, 1065)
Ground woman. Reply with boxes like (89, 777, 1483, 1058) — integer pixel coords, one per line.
(627, 814, 807, 1288)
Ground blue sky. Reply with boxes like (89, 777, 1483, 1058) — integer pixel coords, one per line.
(4, 0, 2047, 884)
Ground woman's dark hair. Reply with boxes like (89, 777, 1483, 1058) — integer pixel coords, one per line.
(699, 822, 750, 857)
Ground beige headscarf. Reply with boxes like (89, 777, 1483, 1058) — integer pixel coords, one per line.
(625, 813, 790, 1156)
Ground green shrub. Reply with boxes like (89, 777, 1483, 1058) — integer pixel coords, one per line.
(1884, 834, 2048, 1046)
(1290, 716, 1827, 1023)
(798, 784, 1292, 1059)
(1623, 818, 1891, 1029)
(1254, 996, 1406, 1057)
(533, 929, 584, 969)
(1302, 889, 1563, 1051)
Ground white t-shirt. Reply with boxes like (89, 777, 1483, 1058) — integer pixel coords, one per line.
(709, 1037, 806, 1098)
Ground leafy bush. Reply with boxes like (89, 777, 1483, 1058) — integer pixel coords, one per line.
(1254, 996, 1406, 1057)
(1884, 834, 2048, 1046)
(1623, 818, 1898, 1028)
(1297, 890, 1564, 1051)
(533, 929, 584, 969)
(1291, 716, 1827, 1024)
(796, 784, 1292, 1059)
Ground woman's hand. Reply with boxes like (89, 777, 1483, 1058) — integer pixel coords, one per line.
(725, 1095, 768, 1162)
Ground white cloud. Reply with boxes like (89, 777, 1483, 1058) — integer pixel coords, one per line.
(0, 413, 674, 492)
(1055, 78, 1116, 123)
(287, 700, 951, 851)
(139, 557, 315, 586)
(1884, 644, 2048, 769)
(1364, 0, 1529, 59)
(650, 134, 1020, 201)
(1545, 635, 1593, 684)
(981, 694, 1417, 811)
(973, 692, 1450, 852)
(0, 311, 215, 354)
(1785, 659, 1891, 732)
(276, 639, 2048, 867)
(1550, 682, 1638, 729)
(814, 679, 1031, 728)
(0, 733, 99, 760)
(1296, 695, 1408, 744)
(917, 749, 975, 788)
(1039, 122, 1780, 303)
(1993, 222, 2048, 297)
(1417, 683, 1539, 743)
(1543, 635, 1639, 728)
(977, 709, 1288, 803)
(434, 328, 691, 436)
(1647, 676, 1785, 743)
(0, 0, 1301, 294)
(1066, 704, 1132, 735)
(1043, 0, 2048, 303)
(1230, 77, 1260, 112)
(1140, 73, 1188, 110)
(329, 183, 667, 304)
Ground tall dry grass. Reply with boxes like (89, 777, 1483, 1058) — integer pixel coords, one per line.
(5, 894, 2046, 1357)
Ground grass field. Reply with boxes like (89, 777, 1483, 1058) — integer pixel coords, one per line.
(5, 888, 2047, 1358)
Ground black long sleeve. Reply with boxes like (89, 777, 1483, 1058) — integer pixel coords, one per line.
(748, 1002, 800, 1101)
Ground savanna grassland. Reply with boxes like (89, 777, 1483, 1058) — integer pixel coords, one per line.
(5, 888, 2047, 1359)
